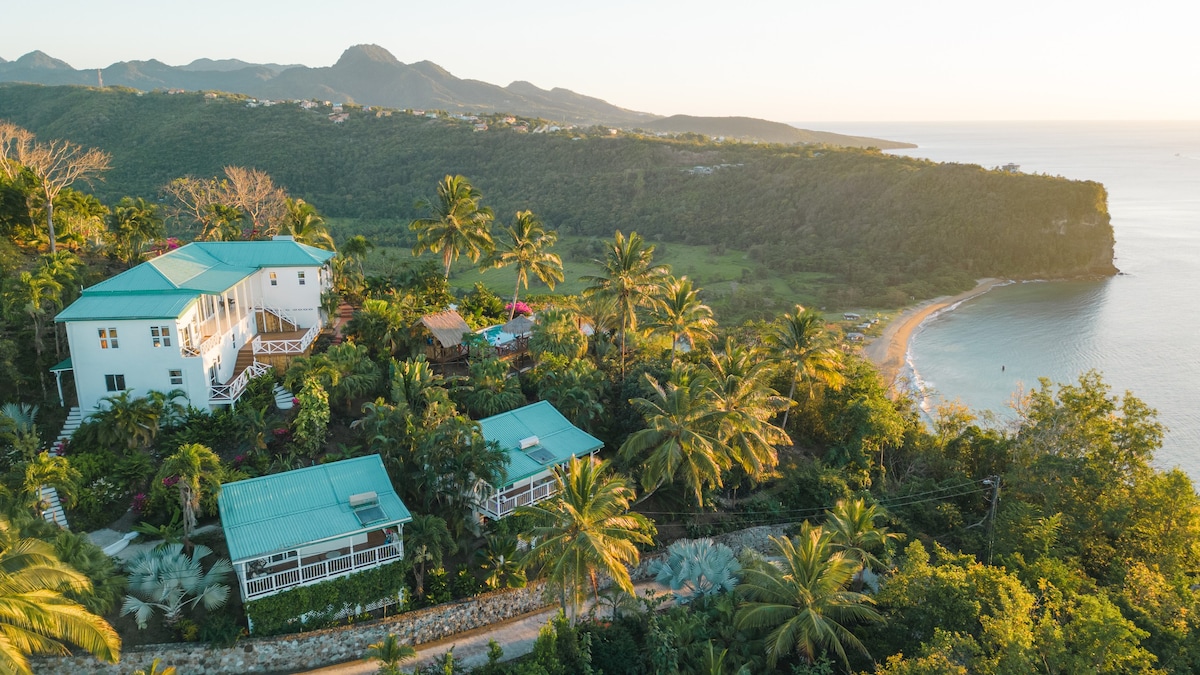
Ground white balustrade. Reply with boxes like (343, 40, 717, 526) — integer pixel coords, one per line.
(243, 541, 403, 601)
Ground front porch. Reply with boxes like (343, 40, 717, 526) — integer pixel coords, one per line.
(479, 473, 560, 520)
(237, 527, 403, 602)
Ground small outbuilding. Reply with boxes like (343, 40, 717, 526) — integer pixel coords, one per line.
(477, 401, 603, 519)
(218, 455, 411, 604)
(416, 310, 472, 362)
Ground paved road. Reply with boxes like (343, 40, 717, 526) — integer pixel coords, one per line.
(305, 580, 670, 674)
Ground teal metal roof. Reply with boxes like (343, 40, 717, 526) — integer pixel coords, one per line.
(478, 401, 604, 487)
(56, 239, 335, 323)
(218, 455, 411, 563)
(49, 357, 72, 372)
(56, 293, 199, 322)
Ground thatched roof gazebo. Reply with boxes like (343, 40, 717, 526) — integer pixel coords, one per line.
(501, 315, 535, 336)
(416, 310, 472, 362)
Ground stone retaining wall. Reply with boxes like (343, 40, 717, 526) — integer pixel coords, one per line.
(34, 581, 552, 675)
(35, 523, 798, 674)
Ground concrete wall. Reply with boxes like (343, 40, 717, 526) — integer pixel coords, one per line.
(34, 582, 553, 675)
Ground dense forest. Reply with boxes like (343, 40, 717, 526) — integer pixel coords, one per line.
(0, 84, 1116, 306)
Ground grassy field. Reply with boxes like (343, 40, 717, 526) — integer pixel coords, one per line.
(354, 230, 892, 325)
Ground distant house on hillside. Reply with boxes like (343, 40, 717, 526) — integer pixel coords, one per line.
(476, 401, 604, 519)
(54, 237, 334, 413)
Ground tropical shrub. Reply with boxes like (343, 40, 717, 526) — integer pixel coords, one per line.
(120, 543, 233, 629)
(650, 538, 741, 604)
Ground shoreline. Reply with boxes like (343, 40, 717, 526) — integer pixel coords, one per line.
(862, 278, 1009, 394)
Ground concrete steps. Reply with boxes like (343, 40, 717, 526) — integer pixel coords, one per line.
(41, 406, 81, 530)
(273, 384, 296, 410)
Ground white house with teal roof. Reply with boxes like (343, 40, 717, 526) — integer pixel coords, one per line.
(53, 237, 334, 413)
(218, 454, 412, 603)
(477, 401, 604, 519)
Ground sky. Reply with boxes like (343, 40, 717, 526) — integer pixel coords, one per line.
(5, 0, 1199, 122)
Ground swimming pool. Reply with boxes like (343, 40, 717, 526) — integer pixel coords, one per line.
(479, 325, 516, 346)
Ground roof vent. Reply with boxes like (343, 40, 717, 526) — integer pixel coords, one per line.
(348, 491, 378, 508)
(519, 436, 540, 450)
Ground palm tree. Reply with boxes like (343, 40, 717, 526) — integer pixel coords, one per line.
(404, 514, 457, 601)
(489, 210, 564, 320)
(107, 196, 165, 267)
(390, 355, 447, 416)
(528, 307, 588, 361)
(620, 370, 728, 506)
(517, 456, 655, 623)
(202, 203, 245, 241)
(580, 230, 669, 376)
(410, 175, 495, 278)
(157, 443, 223, 548)
(120, 543, 232, 629)
(475, 533, 527, 590)
(459, 356, 525, 418)
(735, 523, 881, 669)
(645, 276, 716, 362)
(706, 339, 791, 483)
(131, 658, 177, 675)
(365, 633, 417, 675)
(0, 518, 121, 674)
(1, 403, 40, 462)
(22, 452, 80, 520)
(765, 305, 846, 432)
(93, 391, 161, 451)
(281, 198, 335, 250)
(824, 498, 903, 590)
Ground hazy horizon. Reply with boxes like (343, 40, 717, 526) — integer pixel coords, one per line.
(6, 0, 1198, 122)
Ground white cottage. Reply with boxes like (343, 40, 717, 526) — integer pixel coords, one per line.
(53, 237, 335, 413)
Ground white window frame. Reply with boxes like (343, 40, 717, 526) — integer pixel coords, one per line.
(98, 327, 119, 349)
(104, 374, 126, 391)
(151, 326, 172, 348)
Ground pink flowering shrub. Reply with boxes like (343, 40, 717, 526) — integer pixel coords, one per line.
(505, 301, 532, 316)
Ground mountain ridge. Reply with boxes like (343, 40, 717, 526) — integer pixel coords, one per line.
(0, 45, 909, 148)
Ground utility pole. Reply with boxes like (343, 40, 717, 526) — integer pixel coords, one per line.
(984, 475, 1001, 565)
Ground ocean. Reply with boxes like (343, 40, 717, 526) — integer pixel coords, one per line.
(798, 122, 1200, 478)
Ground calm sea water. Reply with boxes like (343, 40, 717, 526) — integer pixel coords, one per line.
(797, 122, 1200, 478)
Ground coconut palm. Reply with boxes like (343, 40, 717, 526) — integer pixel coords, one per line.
(620, 370, 727, 506)
(645, 275, 716, 362)
(410, 175, 494, 278)
(706, 339, 791, 483)
(824, 498, 903, 589)
(580, 230, 669, 376)
(489, 210, 564, 320)
(735, 523, 881, 669)
(518, 456, 655, 623)
(390, 355, 448, 416)
(365, 633, 417, 675)
(157, 443, 223, 548)
(281, 197, 335, 250)
(765, 305, 846, 432)
(0, 518, 121, 674)
(1, 403, 40, 462)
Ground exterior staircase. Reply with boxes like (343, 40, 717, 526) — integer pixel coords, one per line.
(41, 406, 82, 529)
(273, 384, 296, 410)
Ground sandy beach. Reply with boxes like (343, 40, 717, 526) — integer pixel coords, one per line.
(863, 278, 1009, 394)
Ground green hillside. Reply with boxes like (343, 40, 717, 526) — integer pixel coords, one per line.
(0, 84, 1116, 306)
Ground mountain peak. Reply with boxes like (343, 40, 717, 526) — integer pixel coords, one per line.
(15, 50, 73, 70)
(335, 44, 402, 68)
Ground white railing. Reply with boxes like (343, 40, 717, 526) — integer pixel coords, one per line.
(253, 323, 320, 355)
(488, 480, 558, 519)
(254, 305, 300, 332)
(243, 541, 403, 601)
(181, 332, 222, 358)
(210, 361, 272, 403)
